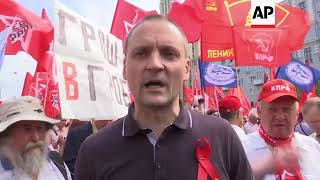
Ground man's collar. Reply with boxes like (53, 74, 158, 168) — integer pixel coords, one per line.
(253, 132, 310, 151)
(122, 102, 193, 137)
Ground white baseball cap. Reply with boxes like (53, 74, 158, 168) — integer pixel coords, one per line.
(0, 96, 59, 133)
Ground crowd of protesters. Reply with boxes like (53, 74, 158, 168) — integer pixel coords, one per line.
(0, 14, 320, 180)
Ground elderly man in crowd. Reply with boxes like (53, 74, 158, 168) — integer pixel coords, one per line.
(0, 96, 72, 180)
(244, 108, 259, 134)
(243, 79, 320, 180)
(302, 97, 320, 143)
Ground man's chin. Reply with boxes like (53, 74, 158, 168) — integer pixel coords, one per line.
(140, 96, 172, 107)
(22, 147, 47, 176)
(270, 131, 292, 139)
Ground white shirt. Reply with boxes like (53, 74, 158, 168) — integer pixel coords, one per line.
(0, 159, 72, 180)
(310, 133, 320, 143)
(244, 121, 258, 134)
(243, 132, 320, 180)
(231, 124, 247, 141)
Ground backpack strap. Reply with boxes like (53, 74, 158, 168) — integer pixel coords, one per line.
(48, 151, 68, 180)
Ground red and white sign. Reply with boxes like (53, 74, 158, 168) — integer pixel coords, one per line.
(55, 1, 130, 120)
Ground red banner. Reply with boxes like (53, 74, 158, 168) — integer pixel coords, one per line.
(201, 25, 234, 61)
(21, 72, 61, 118)
(168, 0, 203, 42)
(184, 83, 194, 105)
(200, 1, 309, 65)
(233, 27, 290, 68)
(110, 0, 157, 43)
(0, 0, 53, 61)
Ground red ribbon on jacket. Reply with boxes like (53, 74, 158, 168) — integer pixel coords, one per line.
(258, 125, 304, 180)
(196, 137, 220, 180)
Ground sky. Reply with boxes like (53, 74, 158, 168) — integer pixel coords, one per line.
(16, 0, 160, 31)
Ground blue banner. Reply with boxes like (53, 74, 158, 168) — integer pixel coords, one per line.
(311, 66, 320, 84)
(200, 61, 237, 88)
(276, 59, 314, 92)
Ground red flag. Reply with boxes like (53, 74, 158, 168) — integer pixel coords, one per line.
(21, 72, 34, 96)
(32, 72, 49, 103)
(270, 67, 276, 80)
(201, 25, 234, 61)
(204, 92, 216, 110)
(36, 51, 52, 73)
(203, 0, 229, 25)
(110, 0, 157, 43)
(193, 65, 202, 95)
(233, 27, 291, 68)
(277, 5, 310, 51)
(204, 86, 225, 110)
(36, 50, 54, 75)
(308, 86, 317, 98)
(168, 0, 203, 42)
(201, 1, 309, 63)
(184, 83, 194, 105)
(299, 86, 317, 112)
(44, 81, 61, 118)
(204, 87, 218, 110)
(0, 0, 53, 61)
(22, 71, 61, 118)
(35, 9, 55, 78)
(215, 86, 225, 100)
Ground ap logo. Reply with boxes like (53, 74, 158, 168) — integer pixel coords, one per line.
(251, 0, 276, 26)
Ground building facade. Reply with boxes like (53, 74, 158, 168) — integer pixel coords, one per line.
(283, 0, 320, 68)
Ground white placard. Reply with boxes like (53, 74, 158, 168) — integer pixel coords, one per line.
(54, 1, 130, 120)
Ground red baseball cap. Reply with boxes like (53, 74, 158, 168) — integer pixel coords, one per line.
(258, 79, 298, 102)
(219, 96, 242, 113)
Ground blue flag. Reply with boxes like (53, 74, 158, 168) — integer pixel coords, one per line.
(0, 27, 11, 70)
(311, 66, 320, 84)
(200, 61, 237, 88)
(276, 59, 314, 92)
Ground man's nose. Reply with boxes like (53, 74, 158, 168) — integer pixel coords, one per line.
(30, 129, 40, 142)
(146, 51, 164, 72)
(274, 111, 286, 120)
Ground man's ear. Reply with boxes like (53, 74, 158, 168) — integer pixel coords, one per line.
(184, 58, 191, 80)
(257, 103, 262, 117)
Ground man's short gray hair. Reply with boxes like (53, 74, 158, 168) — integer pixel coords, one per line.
(124, 14, 188, 58)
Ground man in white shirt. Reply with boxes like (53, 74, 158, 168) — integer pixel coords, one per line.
(243, 79, 320, 180)
(0, 96, 72, 180)
(244, 108, 259, 134)
(302, 97, 320, 143)
(47, 119, 70, 155)
(218, 96, 246, 141)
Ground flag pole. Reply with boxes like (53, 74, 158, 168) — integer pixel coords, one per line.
(269, 67, 273, 80)
(228, 23, 240, 98)
(213, 86, 221, 117)
(35, 73, 39, 99)
(91, 119, 98, 134)
(43, 73, 50, 112)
